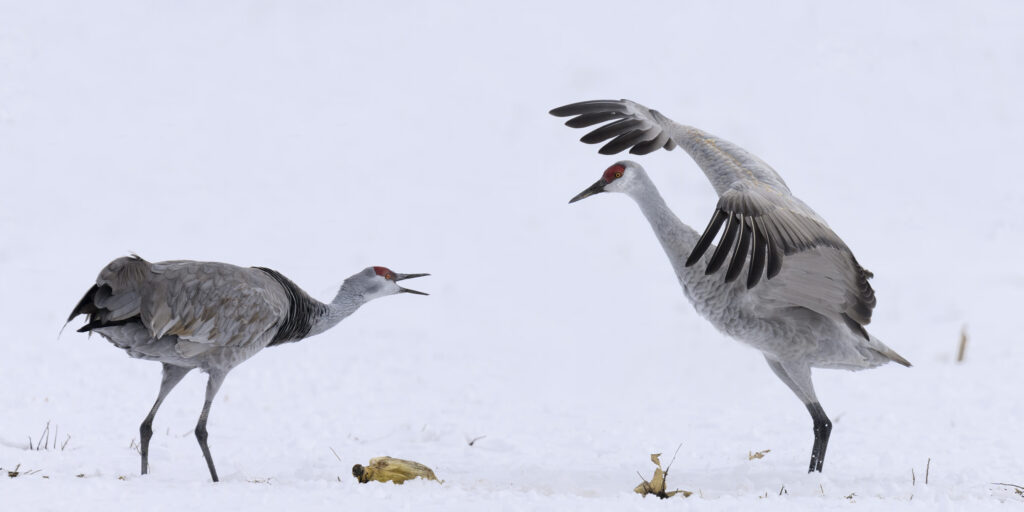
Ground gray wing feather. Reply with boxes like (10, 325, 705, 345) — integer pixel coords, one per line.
(144, 261, 288, 348)
(692, 187, 877, 331)
(749, 247, 876, 334)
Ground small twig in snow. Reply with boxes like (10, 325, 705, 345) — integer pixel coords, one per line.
(926, 458, 931, 485)
(665, 443, 682, 471)
(957, 325, 968, 363)
(329, 446, 342, 463)
(992, 482, 1024, 490)
(468, 435, 486, 447)
(992, 482, 1024, 497)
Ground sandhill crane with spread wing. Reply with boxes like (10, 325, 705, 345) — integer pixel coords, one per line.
(550, 99, 909, 472)
(67, 255, 429, 482)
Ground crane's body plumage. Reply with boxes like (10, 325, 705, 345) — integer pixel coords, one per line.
(68, 255, 428, 481)
(553, 99, 909, 472)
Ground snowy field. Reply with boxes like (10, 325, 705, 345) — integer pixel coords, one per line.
(2, 1, 1023, 510)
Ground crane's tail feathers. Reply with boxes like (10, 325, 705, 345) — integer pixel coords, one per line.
(68, 259, 147, 333)
(68, 284, 100, 322)
(867, 335, 912, 367)
(76, 317, 136, 333)
(879, 348, 912, 367)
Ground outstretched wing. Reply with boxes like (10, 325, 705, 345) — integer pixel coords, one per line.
(550, 100, 680, 155)
(550, 98, 790, 194)
(551, 98, 877, 334)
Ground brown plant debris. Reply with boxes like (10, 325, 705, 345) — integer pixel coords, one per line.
(634, 449, 692, 499)
(992, 483, 1024, 496)
(352, 456, 441, 485)
(957, 326, 968, 363)
(5, 464, 41, 478)
(748, 449, 771, 460)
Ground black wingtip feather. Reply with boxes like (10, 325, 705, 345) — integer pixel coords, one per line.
(687, 209, 727, 267)
(765, 234, 783, 279)
(629, 133, 667, 155)
(706, 213, 739, 274)
(549, 100, 625, 117)
(724, 217, 751, 283)
(599, 129, 651, 155)
(579, 119, 643, 144)
(746, 220, 767, 289)
(564, 111, 623, 128)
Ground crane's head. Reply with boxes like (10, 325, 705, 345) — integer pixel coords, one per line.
(346, 266, 430, 300)
(568, 161, 645, 203)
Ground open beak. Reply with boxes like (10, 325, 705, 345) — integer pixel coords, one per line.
(569, 179, 606, 204)
(394, 273, 430, 295)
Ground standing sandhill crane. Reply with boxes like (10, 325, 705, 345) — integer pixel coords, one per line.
(550, 99, 910, 472)
(67, 255, 429, 482)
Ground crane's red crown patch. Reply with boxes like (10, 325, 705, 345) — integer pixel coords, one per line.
(603, 164, 626, 183)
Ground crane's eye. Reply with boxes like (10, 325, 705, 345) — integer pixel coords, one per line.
(614, 171, 623, 178)
(385, 273, 393, 280)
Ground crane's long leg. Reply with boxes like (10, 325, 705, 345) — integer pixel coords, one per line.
(141, 363, 192, 476)
(195, 370, 227, 482)
(764, 357, 832, 473)
(805, 401, 832, 473)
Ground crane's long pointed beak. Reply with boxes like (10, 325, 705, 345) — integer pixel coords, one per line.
(569, 180, 606, 204)
(395, 273, 430, 295)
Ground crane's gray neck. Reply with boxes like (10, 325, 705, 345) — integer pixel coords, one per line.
(624, 174, 711, 298)
(306, 282, 371, 338)
(256, 267, 367, 346)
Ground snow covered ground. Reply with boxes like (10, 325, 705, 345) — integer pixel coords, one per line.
(2, 1, 1023, 510)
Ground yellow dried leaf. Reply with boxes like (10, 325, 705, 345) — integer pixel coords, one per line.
(634, 450, 691, 499)
(748, 449, 771, 460)
(649, 467, 667, 490)
(352, 456, 440, 485)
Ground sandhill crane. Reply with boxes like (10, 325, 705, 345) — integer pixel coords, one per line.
(550, 99, 910, 472)
(67, 255, 429, 482)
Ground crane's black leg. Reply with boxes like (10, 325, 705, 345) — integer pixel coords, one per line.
(195, 370, 227, 482)
(764, 357, 831, 473)
(806, 401, 832, 473)
(141, 363, 192, 476)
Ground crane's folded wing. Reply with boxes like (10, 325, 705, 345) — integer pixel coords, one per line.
(88, 258, 290, 355)
(141, 263, 289, 349)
